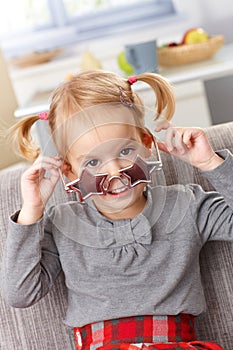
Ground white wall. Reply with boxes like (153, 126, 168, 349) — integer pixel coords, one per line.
(7, 0, 233, 127)
(0, 50, 21, 169)
(198, 0, 233, 43)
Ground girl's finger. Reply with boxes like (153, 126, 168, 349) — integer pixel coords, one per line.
(51, 167, 60, 179)
(154, 119, 172, 132)
(173, 129, 186, 154)
(157, 141, 170, 154)
(164, 127, 176, 152)
(44, 167, 60, 186)
(34, 155, 63, 167)
(182, 129, 194, 149)
(23, 161, 61, 181)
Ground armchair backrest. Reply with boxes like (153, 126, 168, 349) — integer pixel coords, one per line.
(0, 122, 232, 349)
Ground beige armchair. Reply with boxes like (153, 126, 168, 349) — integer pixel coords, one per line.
(0, 122, 232, 349)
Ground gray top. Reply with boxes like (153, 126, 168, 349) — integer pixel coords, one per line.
(1, 150, 233, 328)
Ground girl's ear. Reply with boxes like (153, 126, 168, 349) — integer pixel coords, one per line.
(142, 131, 153, 149)
(62, 160, 77, 181)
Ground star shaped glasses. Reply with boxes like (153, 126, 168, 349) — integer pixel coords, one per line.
(59, 133, 162, 203)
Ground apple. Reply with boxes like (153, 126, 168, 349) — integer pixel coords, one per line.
(182, 28, 209, 45)
(168, 42, 179, 47)
(117, 51, 134, 75)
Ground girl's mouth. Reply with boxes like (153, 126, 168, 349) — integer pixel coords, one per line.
(103, 175, 130, 196)
(107, 186, 129, 196)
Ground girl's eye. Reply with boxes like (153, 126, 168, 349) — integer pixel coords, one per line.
(85, 159, 100, 168)
(120, 147, 134, 157)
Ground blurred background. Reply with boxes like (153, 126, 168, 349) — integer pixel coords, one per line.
(0, 0, 233, 169)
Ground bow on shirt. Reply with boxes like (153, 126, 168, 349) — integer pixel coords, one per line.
(58, 212, 152, 248)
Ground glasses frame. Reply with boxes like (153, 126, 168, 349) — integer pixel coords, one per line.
(59, 131, 162, 203)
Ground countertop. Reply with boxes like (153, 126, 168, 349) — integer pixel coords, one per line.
(14, 43, 233, 118)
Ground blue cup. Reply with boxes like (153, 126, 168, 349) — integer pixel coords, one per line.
(125, 40, 158, 75)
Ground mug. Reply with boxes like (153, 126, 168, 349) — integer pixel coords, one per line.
(125, 40, 158, 75)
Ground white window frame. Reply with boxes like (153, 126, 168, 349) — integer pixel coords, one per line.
(1, 0, 182, 58)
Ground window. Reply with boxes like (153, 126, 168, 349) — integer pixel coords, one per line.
(0, 0, 181, 58)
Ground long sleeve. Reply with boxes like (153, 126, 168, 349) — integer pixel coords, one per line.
(0, 150, 232, 325)
(191, 150, 233, 243)
(0, 209, 61, 308)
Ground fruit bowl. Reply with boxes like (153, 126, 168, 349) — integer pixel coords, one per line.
(8, 49, 63, 68)
(158, 35, 224, 67)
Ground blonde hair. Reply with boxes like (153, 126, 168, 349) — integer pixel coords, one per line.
(8, 69, 175, 160)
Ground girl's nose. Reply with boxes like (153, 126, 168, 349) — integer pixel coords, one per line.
(101, 158, 129, 191)
(101, 158, 122, 177)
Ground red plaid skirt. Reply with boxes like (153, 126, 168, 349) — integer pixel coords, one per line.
(74, 315, 223, 350)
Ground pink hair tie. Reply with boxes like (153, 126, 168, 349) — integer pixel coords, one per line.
(38, 112, 48, 120)
(128, 76, 137, 85)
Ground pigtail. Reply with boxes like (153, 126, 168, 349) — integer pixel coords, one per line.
(7, 115, 40, 160)
(136, 73, 175, 121)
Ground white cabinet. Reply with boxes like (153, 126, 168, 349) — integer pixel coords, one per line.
(173, 81, 212, 127)
(136, 80, 212, 129)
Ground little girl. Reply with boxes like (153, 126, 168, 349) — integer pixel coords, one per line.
(1, 70, 232, 350)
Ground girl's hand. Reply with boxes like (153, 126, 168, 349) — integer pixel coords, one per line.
(155, 123, 224, 171)
(17, 156, 63, 225)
